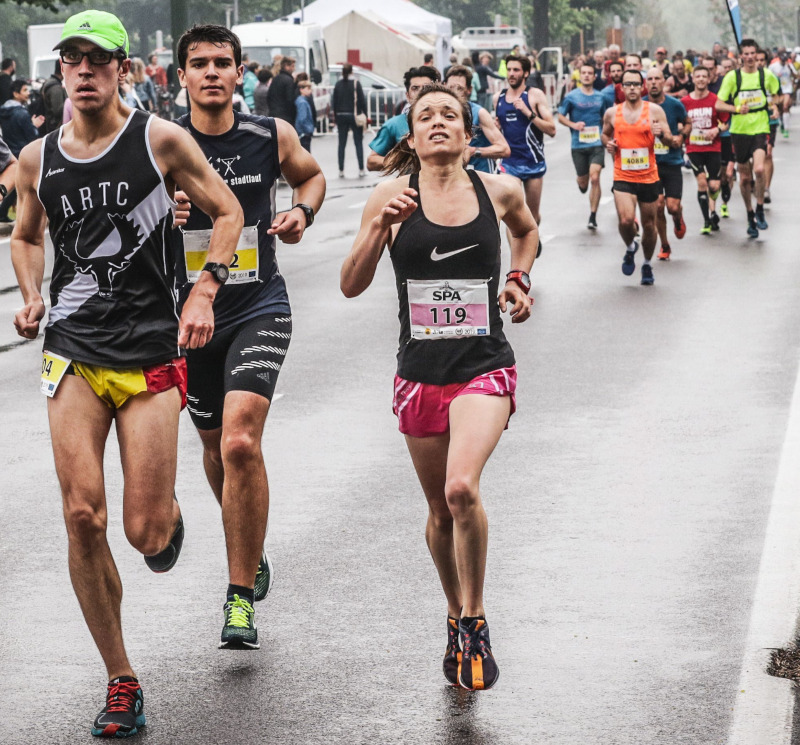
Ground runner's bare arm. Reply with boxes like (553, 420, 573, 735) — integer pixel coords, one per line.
(557, 112, 584, 131)
(10, 141, 48, 340)
(681, 115, 692, 144)
(367, 152, 385, 172)
(270, 118, 326, 244)
(341, 179, 416, 298)
(601, 107, 617, 152)
(530, 89, 557, 137)
(474, 108, 511, 159)
(487, 174, 536, 324)
(149, 118, 244, 349)
(649, 104, 674, 146)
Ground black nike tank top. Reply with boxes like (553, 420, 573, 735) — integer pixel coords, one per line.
(390, 169, 515, 385)
(38, 109, 179, 367)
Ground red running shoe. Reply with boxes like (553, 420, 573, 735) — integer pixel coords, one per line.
(674, 214, 686, 239)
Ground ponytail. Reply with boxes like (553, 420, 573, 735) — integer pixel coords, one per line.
(381, 135, 420, 176)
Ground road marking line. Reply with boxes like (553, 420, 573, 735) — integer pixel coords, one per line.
(540, 234, 556, 244)
(348, 200, 367, 209)
(600, 196, 613, 205)
(727, 358, 800, 745)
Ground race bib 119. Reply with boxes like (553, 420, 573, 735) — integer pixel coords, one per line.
(407, 278, 491, 341)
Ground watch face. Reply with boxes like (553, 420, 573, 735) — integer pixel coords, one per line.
(217, 265, 230, 282)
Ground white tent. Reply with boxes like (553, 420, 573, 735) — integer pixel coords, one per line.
(286, 0, 452, 70)
(324, 10, 434, 82)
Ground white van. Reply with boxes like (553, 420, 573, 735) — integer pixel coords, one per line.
(232, 21, 330, 125)
(233, 21, 329, 81)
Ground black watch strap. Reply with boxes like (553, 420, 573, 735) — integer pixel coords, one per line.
(202, 262, 229, 284)
(293, 203, 314, 227)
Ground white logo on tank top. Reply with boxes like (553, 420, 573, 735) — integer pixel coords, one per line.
(430, 244, 479, 261)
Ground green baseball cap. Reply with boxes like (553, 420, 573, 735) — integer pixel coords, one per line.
(53, 10, 130, 57)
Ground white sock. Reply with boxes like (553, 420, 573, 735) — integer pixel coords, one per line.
(627, 240, 637, 251)
(784, 111, 791, 129)
(643, 259, 651, 267)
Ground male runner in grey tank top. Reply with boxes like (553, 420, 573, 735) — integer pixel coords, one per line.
(11, 10, 243, 738)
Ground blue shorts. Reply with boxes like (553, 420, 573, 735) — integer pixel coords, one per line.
(499, 160, 546, 180)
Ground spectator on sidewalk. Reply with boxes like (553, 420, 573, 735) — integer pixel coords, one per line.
(0, 58, 15, 105)
(41, 61, 67, 133)
(294, 71, 317, 124)
(253, 68, 272, 116)
(332, 62, 367, 177)
(243, 60, 260, 110)
(267, 56, 297, 123)
(0, 80, 44, 156)
(294, 80, 315, 152)
(145, 52, 168, 87)
(130, 58, 157, 112)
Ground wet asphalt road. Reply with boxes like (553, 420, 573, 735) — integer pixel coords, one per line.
(1, 124, 799, 745)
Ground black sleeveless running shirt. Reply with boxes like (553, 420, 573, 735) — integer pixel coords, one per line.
(38, 109, 180, 367)
(391, 169, 515, 385)
(174, 112, 290, 331)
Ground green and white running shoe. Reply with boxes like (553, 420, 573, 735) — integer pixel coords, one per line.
(219, 595, 259, 650)
(254, 551, 275, 602)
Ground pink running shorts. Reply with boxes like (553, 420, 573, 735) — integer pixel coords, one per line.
(392, 365, 517, 438)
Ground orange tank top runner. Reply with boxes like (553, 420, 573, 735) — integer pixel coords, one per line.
(613, 101, 659, 183)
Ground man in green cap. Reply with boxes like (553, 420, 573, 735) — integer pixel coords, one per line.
(10, 9, 244, 739)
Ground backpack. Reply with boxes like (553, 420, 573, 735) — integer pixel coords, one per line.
(729, 67, 769, 111)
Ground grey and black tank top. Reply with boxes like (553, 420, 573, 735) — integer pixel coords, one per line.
(38, 109, 179, 367)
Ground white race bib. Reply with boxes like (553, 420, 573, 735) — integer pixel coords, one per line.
(407, 278, 491, 341)
(738, 89, 765, 109)
(621, 148, 651, 170)
(40, 351, 71, 398)
(183, 225, 260, 285)
(579, 126, 600, 144)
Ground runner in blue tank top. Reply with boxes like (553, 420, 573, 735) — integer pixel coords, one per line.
(443, 65, 509, 174)
(494, 55, 555, 256)
(342, 83, 538, 692)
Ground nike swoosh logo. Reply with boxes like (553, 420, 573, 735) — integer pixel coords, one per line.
(430, 244, 479, 261)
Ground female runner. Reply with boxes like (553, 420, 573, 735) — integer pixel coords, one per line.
(341, 83, 538, 690)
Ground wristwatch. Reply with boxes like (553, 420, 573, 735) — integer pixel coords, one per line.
(506, 270, 531, 293)
(202, 262, 230, 284)
(292, 203, 314, 227)
(0, 184, 7, 199)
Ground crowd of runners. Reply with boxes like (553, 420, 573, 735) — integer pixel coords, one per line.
(7, 8, 794, 738)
